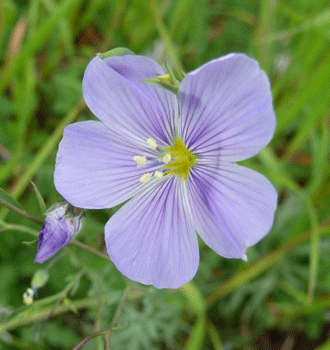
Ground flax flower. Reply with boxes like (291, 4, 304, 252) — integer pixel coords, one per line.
(54, 53, 277, 288)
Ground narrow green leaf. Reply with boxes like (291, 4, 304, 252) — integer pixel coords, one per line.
(0, 98, 85, 221)
(41, 0, 75, 56)
(255, 9, 330, 44)
(30, 181, 47, 213)
(305, 197, 320, 302)
(0, 187, 23, 210)
(307, 123, 330, 197)
(0, 0, 83, 95)
(206, 219, 330, 304)
(276, 50, 330, 135)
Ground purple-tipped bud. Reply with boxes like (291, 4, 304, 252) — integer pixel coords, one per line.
(34, 201, 85, 263)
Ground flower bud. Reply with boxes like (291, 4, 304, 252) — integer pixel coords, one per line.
(34, 201, 85, 263)
(23, 288, 35, 305)
(31, 269, 49, 288)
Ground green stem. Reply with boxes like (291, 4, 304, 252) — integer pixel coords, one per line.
(206, 217, 330, 305)
(71, 239, 111, 262)
(0, 223, 39, 236)
(1, 219, 110, 263)
(0, 98, 85, 221)
(104, 285, 133, 349)
(71, 285, 133, 350)
(72, 330, 106, 350)
(0, 297, 99, 334)
(0, 198, 43, 223)
(0, 0, 82, 95)
(149, 0, 184, 78)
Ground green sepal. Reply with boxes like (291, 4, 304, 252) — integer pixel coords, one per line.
(143, 77, 179, 94)
(30, 181, 47, 214)
(97, 48, 135, 59)
(165, 62, 185, 83)
(31, 269, 49, 288)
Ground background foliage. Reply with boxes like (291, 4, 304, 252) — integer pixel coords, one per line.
(0, 0, 330, 349)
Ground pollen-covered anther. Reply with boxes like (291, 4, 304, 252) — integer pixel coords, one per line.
(140, 173, 153, 183)
(162, 153, 171, 164)
(133, 155, 147, 167)
(147, 138, 157, 150)
(154, 171, 163, 179)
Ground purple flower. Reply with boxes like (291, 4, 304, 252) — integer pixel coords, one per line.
(54, 53, 277, 288)
(35, 201, 84, 263)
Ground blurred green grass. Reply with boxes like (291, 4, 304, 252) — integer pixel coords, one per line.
(0, 0, 330, 349)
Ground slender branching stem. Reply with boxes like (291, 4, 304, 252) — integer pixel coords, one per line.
(72, 285, 133, 350)
(0, 198, 43, 223)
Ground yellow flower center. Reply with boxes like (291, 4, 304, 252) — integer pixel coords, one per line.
(164, 138, 196, 180)
(133, 137, 196, 182)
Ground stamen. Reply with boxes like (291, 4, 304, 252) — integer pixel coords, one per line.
(154, 171, 163, 179)
(147, 138, 157, 150)
(140, 173, 153, 183)
(133, 155, 147, 167)
(162, 153, 171, 164)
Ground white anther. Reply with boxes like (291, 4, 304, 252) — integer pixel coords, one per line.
(133, 155, 147, 167)
(154, 171, 163, 179)
(162, 153, 171, 164)
(147, 138, 157, 150)
(140, 173, 153, 183)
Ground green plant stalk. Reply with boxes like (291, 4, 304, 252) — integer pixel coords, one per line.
(181, 282, 206, 350)
(206, 218, 330, 305)
(71, 285, 133, 350)
(275, 49, 330, 136)
(258, 146, 321, 302)
(104, 285, 133, 349)
(206, 319, 224, 350)
(1, 219, 110, 267)
(0, 98, 85, 221)
(254, 9, 330, 45)
(0, 223, 39, 236)
(149, 0, 184, 79)
(271, 296, 330, 319)
(305, 197, 319, 302)
(255, 0, 277, 73)
(0, 0, 82, 95)
(42, 0, 75, 56)
(0, 57, 37, 183)
(0, 297, 99, 334)
(184, 316, 206, 350)
(308, 122, 330, 199)
(0, 198, 43, 223)
(70, 239, 111, 262)
(99, 0, 131, 53)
